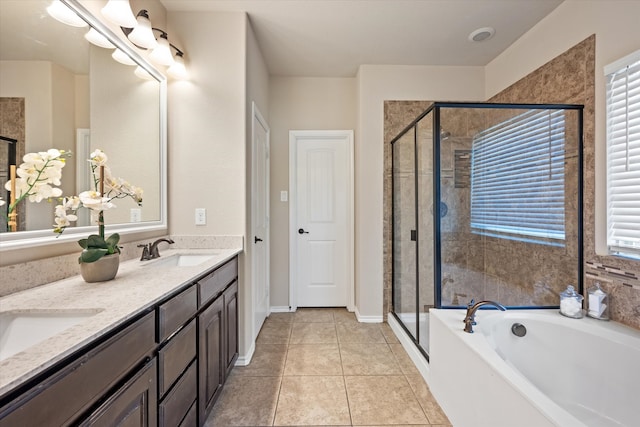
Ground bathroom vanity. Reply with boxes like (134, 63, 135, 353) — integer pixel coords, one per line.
(0, 249, 240, 426)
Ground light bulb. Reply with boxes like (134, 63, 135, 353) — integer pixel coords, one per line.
(167, 53, 188, 80)
(112, 49, 137, 66)
(101, 0, 137, 28)
(85, 28, 115, 49)
(127, 11, 157, 49)
(149, 34, 174, 66)
(47, 0, 87, 27)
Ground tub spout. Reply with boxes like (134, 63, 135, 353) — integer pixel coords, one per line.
(463, 300, 506, 333)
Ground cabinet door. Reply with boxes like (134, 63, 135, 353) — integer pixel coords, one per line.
(79, 359, 157, 427)
(223, 280, 239, 377)
(198, 297, 224, 422)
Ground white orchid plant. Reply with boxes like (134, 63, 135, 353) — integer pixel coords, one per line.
(53, 149, 143, 263)
(4, 148, 142, 263)
(3, 149, 69, 230)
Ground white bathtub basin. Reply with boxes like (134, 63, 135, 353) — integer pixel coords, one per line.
(146, 253, 219, 268)
(0, 310, 101, 361)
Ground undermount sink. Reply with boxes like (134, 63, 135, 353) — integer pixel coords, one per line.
(0, 309, 102, 361)
(146, 253, 219, 267)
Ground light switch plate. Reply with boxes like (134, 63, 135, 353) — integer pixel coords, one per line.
(195, 208, 206, 225)
(280, 191, 288, 202)
(130, 208, 141, 222)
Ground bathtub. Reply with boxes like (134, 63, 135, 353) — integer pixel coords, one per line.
(428, 309, 640, 427)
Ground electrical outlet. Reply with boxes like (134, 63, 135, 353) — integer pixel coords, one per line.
(280, 190, 288, 202)
(130, 208, 141, 222)
(195, 208, 206, 225)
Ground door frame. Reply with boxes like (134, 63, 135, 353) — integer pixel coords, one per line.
(251, 102, 270, 342)
(288, 130, 355, 312)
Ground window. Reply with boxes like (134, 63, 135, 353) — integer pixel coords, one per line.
(606, 50, 640, 259)
(470, 109, 566, 246)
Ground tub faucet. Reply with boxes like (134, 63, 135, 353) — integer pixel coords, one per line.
(149, 238, 175, 259)
(463, 300, 506, 333)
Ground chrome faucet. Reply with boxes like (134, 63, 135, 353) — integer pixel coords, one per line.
(149, 238, 175, 259)
(463, 300, 506, 333)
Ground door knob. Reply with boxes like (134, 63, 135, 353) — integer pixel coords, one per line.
(298, 228, 309, 234)
(254, 236, 263, 244)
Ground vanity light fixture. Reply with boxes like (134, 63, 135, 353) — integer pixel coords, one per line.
(112, 48, 137, 66)
(47, 0, 87, 27)
(85, 27, 116, 49)
(101, 0, 137, 28)
(127, 10, 158, 49)
(167, 51, 188, 80)
(149, 32, 175, 66)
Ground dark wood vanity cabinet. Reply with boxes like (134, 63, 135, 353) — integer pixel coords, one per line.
(0, 255, 239, 427)
(79, 359, 157, 427)
(198, 296, 225, 421)
(197, 258, 239, 422)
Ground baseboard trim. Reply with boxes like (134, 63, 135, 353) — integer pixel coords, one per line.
(387, 314, 430, 381)
(354, 307, 383, 323)
(270, 306, 294, 313)
(235, 340, 255, 366)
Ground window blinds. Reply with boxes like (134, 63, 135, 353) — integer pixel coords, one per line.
(470, 109, 566, 246)
(606, 50, 640, 258)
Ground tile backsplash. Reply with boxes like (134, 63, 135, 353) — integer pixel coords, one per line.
(0, 235, 243, 297)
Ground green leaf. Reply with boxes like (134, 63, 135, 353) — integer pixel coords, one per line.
(86, 234, 108, 249)
(78, 248, 108, 263)
(105, 233, 120, 249)
(78, 238, 88, 249)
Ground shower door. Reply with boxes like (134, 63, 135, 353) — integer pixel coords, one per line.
(392, 126, 418, 339)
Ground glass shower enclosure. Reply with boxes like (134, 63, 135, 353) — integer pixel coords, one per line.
(391, 102, 583, 358)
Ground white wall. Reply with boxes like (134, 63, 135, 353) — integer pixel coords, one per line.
(167, 11, 246, 236)
(268, 77, 357, 308)
(355, 65, 485, 319)
(485, 0, 640, 256)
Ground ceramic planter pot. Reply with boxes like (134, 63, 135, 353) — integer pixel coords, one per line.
(80, 253, 120, 283)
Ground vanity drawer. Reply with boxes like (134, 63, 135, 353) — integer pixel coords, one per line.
(158, 361, 197, 427)
(158, 319, 196, 397)
(198, 258, 238, 307)
(158, 285, 197, 342)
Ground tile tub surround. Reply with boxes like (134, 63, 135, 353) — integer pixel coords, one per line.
(0, 235, 243, 297)
(0, 247, 241, 397)
(206, 308, 451, 426)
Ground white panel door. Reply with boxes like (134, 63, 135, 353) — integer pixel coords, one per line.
(291, 131, 353, 308)
(252, 103, 270, 340)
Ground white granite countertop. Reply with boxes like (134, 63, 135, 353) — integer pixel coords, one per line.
(0, 247, 242, 397)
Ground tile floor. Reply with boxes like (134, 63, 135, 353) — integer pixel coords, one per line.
(205, 308, 452, 426)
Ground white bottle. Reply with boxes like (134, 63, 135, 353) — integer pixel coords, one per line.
(587, 282, 609, 320)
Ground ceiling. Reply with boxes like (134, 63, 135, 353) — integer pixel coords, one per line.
(160, 0, 564, 77)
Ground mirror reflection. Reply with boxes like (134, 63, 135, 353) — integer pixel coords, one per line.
(0, 0, 161, 235)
